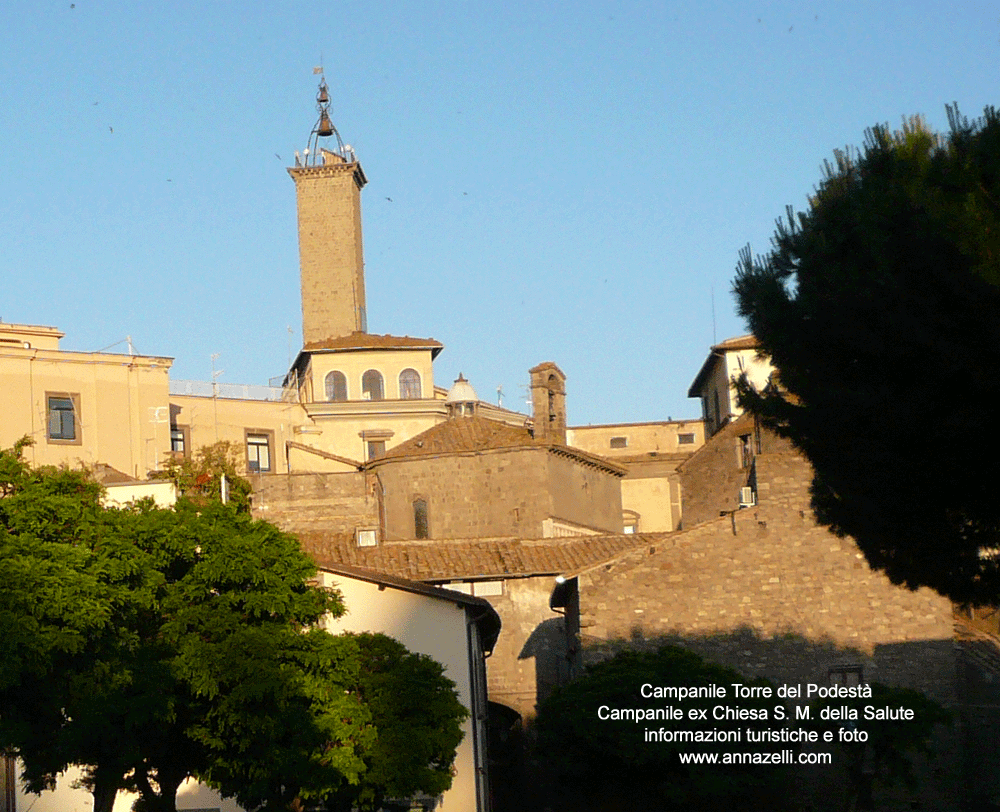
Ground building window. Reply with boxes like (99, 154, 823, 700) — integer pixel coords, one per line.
(367, 440, 386, 460)
(678, 432, 695, 445)
(739, 433, 753, 469)
(829, 664, 864, 687)
(356, 528, 378, 548)
(362, 369, 384, 401)
(47, 394, 79, 443)
(473, 580, 504, 597)
(413, 498, 429, 539)
(609, 436, 628, 449)
(170, 425, 190, 457)
(399, 368, 422, 399)
(246, 432, 272, 473)
(325, 370, 348, 401)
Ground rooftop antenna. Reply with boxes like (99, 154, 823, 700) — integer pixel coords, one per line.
(210, 353, 223, 442)
(303, 67, 352, 167)
(711, 284, 717, 345)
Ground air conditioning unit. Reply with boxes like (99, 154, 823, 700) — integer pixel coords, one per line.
(739, 487, 756, 508)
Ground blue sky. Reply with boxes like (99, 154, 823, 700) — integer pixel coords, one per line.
(2, 1, 996, 425)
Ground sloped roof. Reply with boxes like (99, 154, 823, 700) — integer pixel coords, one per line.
(316, 561, 501, 652)
(300, 532, 664, 582)
(90, 463, 141, 485)
(303, 332, 444, 358)
(365, 415, 626, 475)
(376, 415, 538, 458)
(687, 334, 761, 397)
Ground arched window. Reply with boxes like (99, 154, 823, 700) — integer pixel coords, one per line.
(325, 371, 348, 401)
(399, 368, 422, 399)
(413, 498, 429, 539)
(362, 369, 384, 401)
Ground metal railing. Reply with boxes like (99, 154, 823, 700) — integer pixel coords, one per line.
(169, 379, 286, 402)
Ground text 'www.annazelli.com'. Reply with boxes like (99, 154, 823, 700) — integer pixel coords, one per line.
(677, 751, 832, 765)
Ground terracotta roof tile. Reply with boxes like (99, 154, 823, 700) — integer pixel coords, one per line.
(365, 415, 626, 475)
(375, 416, 538, 459)
(302, 332, 443, 357)
(299, 532, 664, 581)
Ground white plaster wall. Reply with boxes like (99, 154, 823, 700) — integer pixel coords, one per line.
(320, 572, 479, 812)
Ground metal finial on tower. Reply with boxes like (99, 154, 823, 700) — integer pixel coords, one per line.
(300, 71, 356, 167)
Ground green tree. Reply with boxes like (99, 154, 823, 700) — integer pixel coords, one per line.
(0, 443, 372, 812)
(158, 440, 252, 512)
(328, 633, 468, 812)
(534, 646, 789, 812)
(809, 683, 951, 811)
(0, 441, 133, 812)
(733, 105, 1000, 604)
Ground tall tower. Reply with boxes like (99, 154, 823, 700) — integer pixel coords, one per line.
(288, 77, 368, 344)
(530, 362, 567, 444)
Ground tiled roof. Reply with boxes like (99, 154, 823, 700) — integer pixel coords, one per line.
(316, 561, 501, 651)
(299, 532, 665, 582)
(375, 416, 538, 459)
(711, 334, 759, 352)
(688, 334, 762, 397)
(302, 332, 444, 358)
(91, 463, 141, 485)
(366, 415, 626, 475)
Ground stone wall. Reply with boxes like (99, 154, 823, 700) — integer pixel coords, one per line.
(678, 415, 794, 527)
(545, 452, 623, 534)
(251, 470, 378, 536)
(376, 447, 622, 541)
(376, 449, 551, 540)
(571, 443, 960, 811)
(475, 576, 569, 720)
(578, 447, 955, 700)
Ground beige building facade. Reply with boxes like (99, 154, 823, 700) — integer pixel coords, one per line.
(687, 333, 773, 436)
(0, 322, 173, 477)
(318, 564, 500, 812)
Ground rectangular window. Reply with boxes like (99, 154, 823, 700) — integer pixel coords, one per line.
(367, 440, 386, 460)
(609, 436, 628, 449)
(356, 528, 378, 548)
(246, 432, 272, 473)
(473, 580, 504, 597)
(170, 425, 190, 457)
(47, 393, 79, 443)
(829, 664, 864, 687)
(678, 432, 695, 445)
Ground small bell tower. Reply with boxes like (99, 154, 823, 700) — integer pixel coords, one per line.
(530, 362, 567, 445)
(288, 73, 368, 344)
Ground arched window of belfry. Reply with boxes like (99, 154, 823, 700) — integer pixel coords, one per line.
(362, 370, 384, 401)
(325, 371, 348, 401)
(399, 368, 422, 400)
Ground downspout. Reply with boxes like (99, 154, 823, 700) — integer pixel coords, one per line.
(466, 607, 494, 812)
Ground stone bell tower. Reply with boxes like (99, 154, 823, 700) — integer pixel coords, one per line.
(288, 75, 368, 344)
(530, 362, 567, 445)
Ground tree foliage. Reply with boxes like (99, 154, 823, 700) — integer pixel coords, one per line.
(809, 683, 951, 811)
(332, 633, 468, 812)
(732, 105, 1000, 604)
(158, 440, 253, 513)
(534, 646, 790, 812)
(0, 443, 467, 812)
